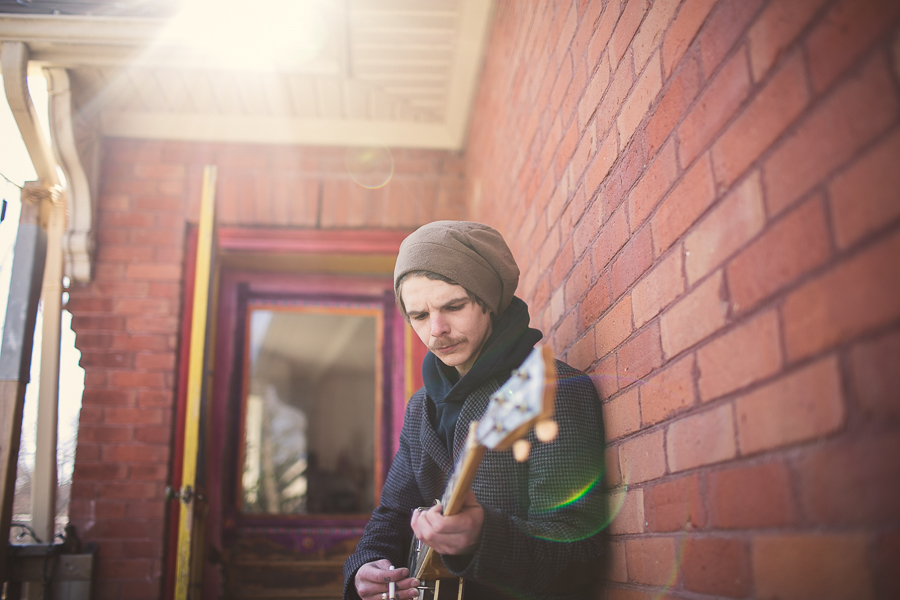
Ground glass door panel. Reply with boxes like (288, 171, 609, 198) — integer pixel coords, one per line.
(240, 308, 378, 516)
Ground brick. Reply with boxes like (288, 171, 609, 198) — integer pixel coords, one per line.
(611, 226, 654, 298)
(579, 55, 611, 133)
(796, 433, 900, 526)
(747, 0, 829, 81)
(627, 139, 678, 231)
(697, 0, 765, 78)
(569, 124, 597, 187)
(660, 270, 728, 357)
(848, 329, 900, 419)
(135, 425, 171, 444)
(678, 50, 752, 166)
(595, 296, 633, 356)
(736, 356, 845, 454)
(110, 334, 170, 352)
(101, 442, 167, 463)
(753, 534, 874, 600)
(605, 445, 622, 488)
(829, 127, 900, 249)
(662, 0, 718, 77)
(640, 353, 695, 426)
(764, 52, 899, 215)
(125, 263, 181, 281)
(806, 0, 900, 92)
(579, 278, 612, 338)
(713, 54, 810, 186)
(682, 537, 751, 597)
(108, 371, 166, 389)
(607, 540, 628, 582)
(602, 141, 646, 217)
(567, 330, 596, 373)
(588, 3, 621, 73)
(112, 298, 171, 316)
(626, 537, 677, 586)
(632, 248, 684, 327)
(79, 351, 133, 369)
(74, 462, 129, 480)
(125, 315, 179, 334)
(685, 171, 765, 285)
(666, 403, 736, 472)
(697, 310, 782, 401)
(645, 55, 701, 157)
(572, 0, 605, 65)
(585, 130, 618, 199)
(617, 321, 663, 388)
(590, 205, 627, 272)
(97, 482, 159, 501)
(602, 388, 641, 441)
(644, 473, 706, 532)
(596, 353, 619, 401)
(618, 51, 663, 145)
(708, 461, 797, 528)
(608, 488, 645, 535)
(726, 194, 831, 313)
(631, 0, 680, 71)
(609, 0, 649, 69)
(596, 60, 635, 138)
(96, 244, 155, 263)
(555, 311, 578, 353)
(651, 153, 717, 254)
(782, 229, 900, 360)
(77, 425, 134, 444)
(619, 428, 666, 484)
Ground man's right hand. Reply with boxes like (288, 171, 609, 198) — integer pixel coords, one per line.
(354, 559, 420, 600)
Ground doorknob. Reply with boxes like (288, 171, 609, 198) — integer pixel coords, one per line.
(165, 485, 203, 504)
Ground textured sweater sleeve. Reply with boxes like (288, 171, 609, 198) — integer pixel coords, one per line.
(442, 362, 606, 597)
(342, 396, 427, 600)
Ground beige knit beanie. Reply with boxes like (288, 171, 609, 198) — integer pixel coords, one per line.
(394, 221, 520, 315)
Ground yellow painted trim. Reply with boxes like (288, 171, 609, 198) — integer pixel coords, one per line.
(175, 165, 217, 600)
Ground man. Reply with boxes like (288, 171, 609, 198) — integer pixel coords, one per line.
(344, 221, 605, 600)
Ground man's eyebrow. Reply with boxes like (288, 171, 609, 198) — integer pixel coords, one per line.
(406, 296, 469, 316)
(439, 296, 470, 309)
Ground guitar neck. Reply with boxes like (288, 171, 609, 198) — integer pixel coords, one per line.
(440, 422, 486, 515)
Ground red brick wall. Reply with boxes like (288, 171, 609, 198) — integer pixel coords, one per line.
(467, 1, 900, 598)
(66, 140, 465, 599)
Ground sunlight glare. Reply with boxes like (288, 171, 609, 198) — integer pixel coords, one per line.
(162, 0, 329, 70)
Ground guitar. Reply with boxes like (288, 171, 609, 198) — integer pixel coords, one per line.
(407, 345, 558, 599)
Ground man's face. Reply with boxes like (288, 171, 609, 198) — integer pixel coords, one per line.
(400, 276, 493, 376)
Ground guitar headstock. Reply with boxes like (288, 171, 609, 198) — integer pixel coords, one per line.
(476, 344, 557, 453)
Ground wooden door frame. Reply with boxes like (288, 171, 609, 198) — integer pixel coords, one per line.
(166, 227, 416, 599)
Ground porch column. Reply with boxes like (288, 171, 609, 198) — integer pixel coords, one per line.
(0, 183, 58, 583)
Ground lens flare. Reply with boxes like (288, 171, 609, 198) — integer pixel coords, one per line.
(345, 147, 394, 189)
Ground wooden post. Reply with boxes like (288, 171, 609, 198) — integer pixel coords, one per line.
(0, 184, 56, 583)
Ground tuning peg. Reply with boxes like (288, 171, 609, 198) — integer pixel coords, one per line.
(513, 439, 531, 462)
(535, 418, 558, 443)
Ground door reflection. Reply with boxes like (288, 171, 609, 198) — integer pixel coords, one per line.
(241, 308, 376, 515)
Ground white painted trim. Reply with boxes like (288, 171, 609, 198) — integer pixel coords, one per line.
(46, 67, 93, 283)
(100, 112, 460, 149)
(445, 0, 495, 148)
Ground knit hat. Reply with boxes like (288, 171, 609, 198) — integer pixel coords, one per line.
(394, 221, 520, 315)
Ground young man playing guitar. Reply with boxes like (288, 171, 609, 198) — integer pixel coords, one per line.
(344, 221, 606, 600)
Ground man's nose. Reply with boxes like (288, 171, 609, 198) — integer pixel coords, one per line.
(430, 314, 450, 337)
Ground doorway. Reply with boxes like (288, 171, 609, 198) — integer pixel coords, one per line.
(169, 227, 416, 600)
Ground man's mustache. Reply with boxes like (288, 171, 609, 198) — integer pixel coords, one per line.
(430, 337, 467, 352)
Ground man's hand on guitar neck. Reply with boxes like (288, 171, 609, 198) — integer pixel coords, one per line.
(354, 559, 419, 600)
(411, 489, 484, 556)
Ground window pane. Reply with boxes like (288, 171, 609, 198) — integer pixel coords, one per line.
(241, 309, 376, 515)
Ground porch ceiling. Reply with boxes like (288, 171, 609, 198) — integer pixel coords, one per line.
(0, 0, 495, 149)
